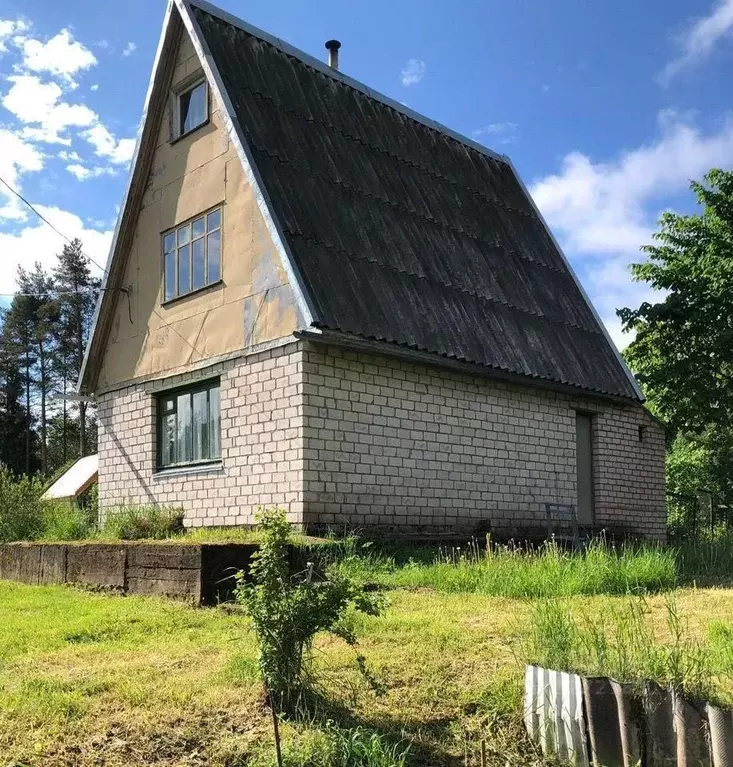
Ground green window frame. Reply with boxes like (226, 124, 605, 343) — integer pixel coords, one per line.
(163, 207, 222, 302)
(156, 379, 221, 470)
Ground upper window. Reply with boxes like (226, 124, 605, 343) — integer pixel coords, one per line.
(157, 379, 221, 469)
(175, 79, 208, 138)
(163, 208, 222, 301)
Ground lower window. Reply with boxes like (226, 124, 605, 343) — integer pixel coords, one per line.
(157, 379, 221, 469)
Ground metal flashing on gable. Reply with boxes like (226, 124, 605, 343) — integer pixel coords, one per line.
(79, 0, 181, 393)
(176, 0, 319, 329)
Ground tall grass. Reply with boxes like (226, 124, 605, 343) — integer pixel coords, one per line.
(0, 466, 46, 542)
(251, 724, 411, 767)
(338, 537, 678, 598)
(101, 505, 184, 540)
(524, 596, 720, 702)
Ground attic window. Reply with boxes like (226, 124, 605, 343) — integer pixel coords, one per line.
(174, 78, 208, 139)
(163, 207, 222, 301)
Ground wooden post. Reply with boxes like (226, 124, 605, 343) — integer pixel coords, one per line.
(480, 739, 487, 767)
(271, 704, 283, 767)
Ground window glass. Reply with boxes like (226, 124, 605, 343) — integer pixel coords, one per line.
(207, 229, 221, 284)
(192, 238, 205, 291)
(207, 209, 221, 231)
(162, 207, 222, 301)
(192, 216, 206, 240)
(208, 385, 221, 459)
(164, 250, 176, 302)
(177, 243, 191, 295)
(157, 380, 220, 469)
(192, 389, 208, 462)
(160, 410, 176, 467)
(176, 392, 192, 464)
(180, 81, 207, 135)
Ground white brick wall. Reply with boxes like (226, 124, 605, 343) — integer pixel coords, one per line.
(97, 342, 305, 527)
(97, 339, 666, 540)
(299, 344, 666, 540)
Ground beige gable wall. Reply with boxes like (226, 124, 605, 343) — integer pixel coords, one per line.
(97, 29, 301, 391)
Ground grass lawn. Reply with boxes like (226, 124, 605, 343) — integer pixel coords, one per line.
(2, 566, 733, 767)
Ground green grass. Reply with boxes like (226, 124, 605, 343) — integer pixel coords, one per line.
(3, 535, 733, 765)
(337, 537, 678, 598)
(523, 595, 725, 703)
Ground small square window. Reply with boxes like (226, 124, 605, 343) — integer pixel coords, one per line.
(175, 79, 207, 139)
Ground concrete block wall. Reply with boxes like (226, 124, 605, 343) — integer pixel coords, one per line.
(96, 342, 305, 527)
(299, 344, 666, 539)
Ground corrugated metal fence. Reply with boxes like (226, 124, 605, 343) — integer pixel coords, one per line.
(525, 665, 733, 766)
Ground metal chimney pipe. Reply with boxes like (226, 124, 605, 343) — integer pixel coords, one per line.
(325, 39, 341, 70)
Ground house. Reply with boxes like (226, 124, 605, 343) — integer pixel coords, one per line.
(79, 0, 666, 540)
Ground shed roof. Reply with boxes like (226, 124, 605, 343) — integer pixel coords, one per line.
(42, 455, 99, 502)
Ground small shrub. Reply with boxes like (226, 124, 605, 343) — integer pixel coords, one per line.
(40, 501, 94, 541)
(102, 504, 184, 540)
(236, 507, 384, 714)
(0, 466, 46, 542)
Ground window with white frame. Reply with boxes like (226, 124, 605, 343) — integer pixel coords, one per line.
(157, 379, 221, 469)
(163, 208, 222, 301)
(175, 78, 208, 138)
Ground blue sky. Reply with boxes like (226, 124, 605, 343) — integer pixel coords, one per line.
(0, 0, 732, 347)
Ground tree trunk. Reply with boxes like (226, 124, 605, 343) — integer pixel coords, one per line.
(24, 340, 30, 475)
(38, 340, 47, 475)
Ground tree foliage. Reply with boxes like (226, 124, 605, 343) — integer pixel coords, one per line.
(619, 168, 733, 500)
(0, 239, 99, 478)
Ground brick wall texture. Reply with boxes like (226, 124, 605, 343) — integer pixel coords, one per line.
(97, 340, 666, 539)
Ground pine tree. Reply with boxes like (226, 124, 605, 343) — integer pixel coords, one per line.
(53, 239, 100, 458)
(0, 317, 33, 475)
(15, 264, 59, 475)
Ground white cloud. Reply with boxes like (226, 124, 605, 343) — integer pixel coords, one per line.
(400, 58, 426, 87)
(529, 111, 733, 347)
(65, 163, 115, 180)
(122, 41, 136, 57)
(0, 19, 29, 53)
(661, 0, 733, 82)
(18, 28, 97, 83)
(58, 149, 82, 162)
(473, 122, 518, 145)
(0, 206, 110, 294)
(90, 83, 99, 91)
(2, 75, 98, 144)
(0, 128, 44, 219)
(82, 124, 135, 165)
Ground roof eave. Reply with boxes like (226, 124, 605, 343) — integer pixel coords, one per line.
(295, 329, 642, 405)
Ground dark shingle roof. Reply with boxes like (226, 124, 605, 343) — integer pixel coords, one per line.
(192, 5, 640, 400)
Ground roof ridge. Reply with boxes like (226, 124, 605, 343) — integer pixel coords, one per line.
(288, 231, 603, 337)
(188, 0, 510, 168)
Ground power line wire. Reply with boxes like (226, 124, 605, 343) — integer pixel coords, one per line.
(0, 173, 209, 363)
